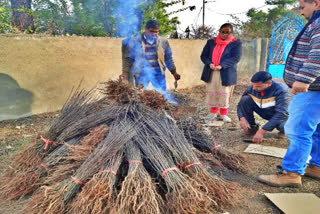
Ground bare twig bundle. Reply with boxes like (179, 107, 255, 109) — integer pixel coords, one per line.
(0, 137, 82, 200)
(0, 87, 103, 200)
(138, 113, 243, 212)
(43, 125, 108, 185)
(213, 148, 249, 174)
(63, 121, 136, 204)
(34, 86, 103, 154)
(184, 165, 243, 212)
(99, 79, 139, 104)
(140, 90, 168, 110)
(158, 119, 242, 211)
(178, 118, 249, 173)
(24, 121, 132, 214)
(0, 118, 110, 200)
(56, 106, 118, 143)
(0, 141, 40, 194)
(25, 148, 121, 214)
(0, 167, 42, 200)
(115, 143, 164, 214)
(192, 149, 225, 169)
(24, 183, 67, 214)
(135, 130, 217, 214)
(69, 151, 124, 214)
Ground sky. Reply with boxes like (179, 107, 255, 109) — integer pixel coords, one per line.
(166, 0, 274, 34)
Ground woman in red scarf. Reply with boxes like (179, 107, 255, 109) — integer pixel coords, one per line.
(200, 23, 242, 122)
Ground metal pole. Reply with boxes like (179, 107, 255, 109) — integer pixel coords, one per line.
(202, 0, 205, 38)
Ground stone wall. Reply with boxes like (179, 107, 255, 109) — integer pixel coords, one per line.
(0, 35, 268, 120)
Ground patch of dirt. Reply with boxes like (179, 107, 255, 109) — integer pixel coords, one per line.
(0, 80, 319, 214)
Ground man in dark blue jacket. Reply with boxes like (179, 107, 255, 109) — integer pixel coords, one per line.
(237, 71, 290, 143)
(121, 20, 180, 92)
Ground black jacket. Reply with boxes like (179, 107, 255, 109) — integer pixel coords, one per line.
(200, 39, 242, 86)
(237, 81, 290, 131)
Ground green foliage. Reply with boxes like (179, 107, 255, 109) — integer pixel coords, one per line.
(135, 0, 180, 36)
(241, 0, 298, 38)
(16, 0, 179, 36)
(0, 0, 15, 33)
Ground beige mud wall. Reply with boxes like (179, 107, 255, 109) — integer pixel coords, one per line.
(0, 35, 267, 120)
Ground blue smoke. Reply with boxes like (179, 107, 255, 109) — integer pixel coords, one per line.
(113, 0, 148, 37)
(116, 0, 178, 104)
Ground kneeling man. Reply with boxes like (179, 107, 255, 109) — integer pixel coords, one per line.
(237, 71, 289, 143)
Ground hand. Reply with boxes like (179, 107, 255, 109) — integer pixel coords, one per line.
(239, 117, 250, 133)
(214, 65, 222, 71)
(252, 129, 266, 143)
(119, 73, 127, 81)
(209, 64, 215, 70)
(292, 81, 309, 95)
(172, 71, 181, 80)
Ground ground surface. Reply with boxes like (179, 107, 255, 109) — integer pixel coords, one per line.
(0, 79, 319, 214)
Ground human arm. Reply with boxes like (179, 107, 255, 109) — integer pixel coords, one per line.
(252, 129, 267, 143)
(200, 40, 213, 66)
(219, 40, 242, 69)
(294, 26, 320, 87)
(262, 89, 289, 132)
(162, 40, 180, 80)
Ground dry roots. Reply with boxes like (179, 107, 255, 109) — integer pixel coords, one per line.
(213, 148, 249, 173)
(140, 90, 168, 110)
(69, 175, 115, 214)
(24, 184, 67, 214)
(165, 175, 217, 214)
(115, 166, 164, 214)
(185, 166, 243, 211)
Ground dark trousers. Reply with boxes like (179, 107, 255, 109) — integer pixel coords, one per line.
(238, 95, 285, 132)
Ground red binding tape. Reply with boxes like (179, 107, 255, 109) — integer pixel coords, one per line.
(161, 167, 178, 177)
(40, 163, 48, 169)
(210, 138, 220, 152)
(71, 176, 83, 185)
(40, 135, 57, 150)
(99, 170, 117, 175)
(185, 162, 202, 169)
(129, 160, 142, 164)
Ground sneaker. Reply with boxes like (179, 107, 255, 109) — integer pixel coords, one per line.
(305, 165, 320, 180)
(222, 115, 232, 123)
(257, 166, 302, 187)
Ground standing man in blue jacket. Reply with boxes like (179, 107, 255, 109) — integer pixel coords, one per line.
(121, 20, 180, 92)
(258, 0, 320, 187)
(237, 71, 289, 143)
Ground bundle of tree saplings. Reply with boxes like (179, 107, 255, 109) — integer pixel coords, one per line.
(1, 79, 247, 214)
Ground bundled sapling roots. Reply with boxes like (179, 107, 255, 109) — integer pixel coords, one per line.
(151, 117, 243, 212)
(25, 122, 134, 214)
(115, 143, 164, 214)
(178, 118, 249, 173)
(69, 151, 124, 214)
(100, 79, 139, 104)
(6, 80, 249, 213)
(0, 87, 103, 200)
(100, 78, 168, 110)
(139, 90, 168, 110)
(43, 125, 109, 185)
(135, 129, 217, 214)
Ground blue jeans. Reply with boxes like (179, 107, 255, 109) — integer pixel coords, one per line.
(134, 68, 166, 92)
(282, 91, 320, 174)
